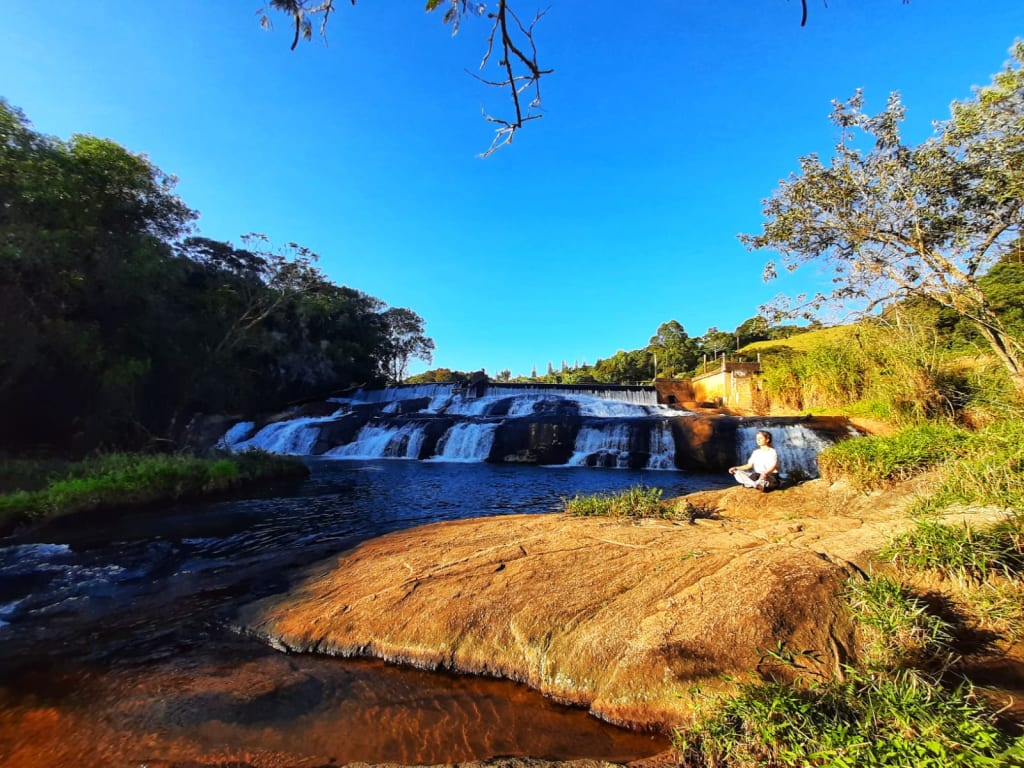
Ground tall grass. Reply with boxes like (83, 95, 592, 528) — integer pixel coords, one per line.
(676, 668, 1022, 768)
(0, 451, 307, 530)
(563, 485, 665, 518)
(919, 418, 1024, 512)
(758, 345, 866, 412)
(816, 423, 962, 488)
(754, 319, 962, 422)
(844, 574, 953, 670)
(882, 517, 1024, 585)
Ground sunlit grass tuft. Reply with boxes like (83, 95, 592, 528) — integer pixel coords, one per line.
(845, 574, 953, 670)
(563, 485, 666, 519)
(675, 668, 1023, 768)
(817, 423, 962, 488)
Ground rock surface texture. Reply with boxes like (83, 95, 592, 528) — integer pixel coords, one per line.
(241, 472, 1006, 732)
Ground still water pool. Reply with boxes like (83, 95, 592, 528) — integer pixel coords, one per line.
(0, 459, 729, 765)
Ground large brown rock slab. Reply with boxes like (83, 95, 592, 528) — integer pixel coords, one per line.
(241, 509, 858, 731)
(240, 471, 1012, 733)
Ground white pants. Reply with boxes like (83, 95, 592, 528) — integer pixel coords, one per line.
(734, 470, 778, 490)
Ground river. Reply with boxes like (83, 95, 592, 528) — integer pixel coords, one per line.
(0, 458, 731, 766)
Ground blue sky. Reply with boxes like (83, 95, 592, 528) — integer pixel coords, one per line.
(2, 2, 1021, 377)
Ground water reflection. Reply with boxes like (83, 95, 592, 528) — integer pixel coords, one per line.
(0, 460, 725, 764)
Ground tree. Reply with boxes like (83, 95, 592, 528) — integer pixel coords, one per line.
(0, 99, 432, 452)
(647, 320, 698, 376)
(260, 1, 907, 155)
(0, 99, 197, 448)
(381, 307, 435, 383)
(734, 316, 771, 347)
(741, 42, 1024, 398)
(698, 327, 736, 358)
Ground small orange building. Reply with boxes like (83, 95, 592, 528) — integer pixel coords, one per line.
(690, 359, 761, 408)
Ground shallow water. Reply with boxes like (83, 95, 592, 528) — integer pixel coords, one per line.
(0, 459, 729, 765)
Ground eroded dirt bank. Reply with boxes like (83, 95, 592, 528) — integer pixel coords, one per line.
(241, 473, 1008, 733)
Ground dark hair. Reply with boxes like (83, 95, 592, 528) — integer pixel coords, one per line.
(756, 430, 773, 446)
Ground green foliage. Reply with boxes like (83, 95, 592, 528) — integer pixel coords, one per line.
(405, 368, 475, 384)
(914, 418, 1024, 512)
(0, 451, 307, 531)
(1, 100, 432, 453)
(817, 423, 962, 488)
(742, 42, 1024, 398)
(381, 307, 435, 383)
(648, 320, 700, 378)
(0, 458, 71, 493)
(882, 516, 1024, 585)
(845, 575, 953, 670)
(752, 317, 968, 421)
(676, 668, 1022, 768)
(563, 485, 665, 519)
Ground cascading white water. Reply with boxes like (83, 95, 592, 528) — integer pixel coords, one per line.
(327, 423, 428, 460)
(217, 386, 847, 474)
(647, 422, 675, 470)
(481, 384, 659, 405)
(576, 397, 672, 417)
(347, 383, 659, 407)
(433, 422, 499, 462)
(225, 417, 324, 455)
(735, 424, 832, 479)
(345, 384, 455, 413)
(567, 423, 634, 468)
(348, 384, 452, 403)
(567, 421, 677, 470)
(219, 421, 255, 447)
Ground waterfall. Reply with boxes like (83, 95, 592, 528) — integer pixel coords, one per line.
(327, 423, 428, 460)
(346, 384, 451, 403)
(647, 422, 675, 470)
(343, 384, 454, 413)
(567, 423, 635, 468)
(433, 423, 499, 462)
(735, 424, 832, 479)
(566, 421, 675, 470)
(482, 384, 658, 406)
(217, 386, 853, 474)
(219, 421, 256, 448)
(225, 417, 323, 455)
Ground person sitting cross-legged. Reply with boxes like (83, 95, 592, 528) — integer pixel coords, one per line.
(728, 429, 780, 493)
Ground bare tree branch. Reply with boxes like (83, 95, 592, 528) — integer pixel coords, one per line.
(260, 1, 908, 155)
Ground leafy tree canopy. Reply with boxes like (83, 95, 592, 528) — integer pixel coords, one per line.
(0, 100, 434, 453)
(742, 41, 1024, 398)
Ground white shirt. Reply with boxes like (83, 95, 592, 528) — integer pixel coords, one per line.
(750, 446, 778, 474)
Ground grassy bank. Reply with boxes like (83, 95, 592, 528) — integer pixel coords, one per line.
(668, 419, 1024, 767)
(0, 451, 308, 532)
(554, 419, 1024, 765)
(742, 320, 1020, 426)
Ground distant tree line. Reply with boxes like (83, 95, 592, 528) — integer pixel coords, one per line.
(407, 316, 819, 387)
(408, 251, 1024, 388)
(0, 100, 433, 455)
